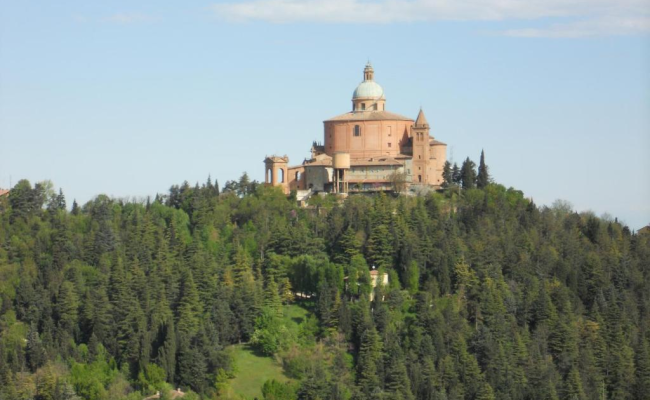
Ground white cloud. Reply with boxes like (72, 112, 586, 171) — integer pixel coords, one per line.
(501, 16, 650, 37)
(210, 0, 650, 36)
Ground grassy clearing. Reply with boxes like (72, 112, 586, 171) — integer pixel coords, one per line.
(228, 344, 288, 399)
(228, 303, 312, 399)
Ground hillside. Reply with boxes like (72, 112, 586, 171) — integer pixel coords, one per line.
(0, 177, 648, 400)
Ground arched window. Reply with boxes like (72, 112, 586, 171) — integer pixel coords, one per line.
(354, 125, 361, 137)
(266, 168, 273, 183)
(418, 175, 422, 183)
(361, 103, 366, 110)
(373, 104, 377, 110)
(296, 171, 301, 181)
(279, 168, 285, 183)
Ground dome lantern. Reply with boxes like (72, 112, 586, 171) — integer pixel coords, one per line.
(352, 63, 386, 112)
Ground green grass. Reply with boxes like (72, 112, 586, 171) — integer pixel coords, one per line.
(228, 304, 312, 399)
(228, 344, 288, 399)
(281, 303, 311, 335)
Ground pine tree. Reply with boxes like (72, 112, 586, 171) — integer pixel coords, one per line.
(26, 324, 46, 372)
(477, 150, 489, 189)
(451, 163, 461, 184)
(635, 339, 650, 400)
(460, 157, 477, 189)
(334, 226, 362, 265)
(442, 161, 453, 188)
(177, 270, 203, 338)
(367, 224, 393, 270)
(238, 172, 251, 197)
(475, 381, 496, 400)
(264, 277, 283, 315)
(563, 366, 586, 400)
(57, 281, 79, 334)
(385, 330, 414, 400)
(71, 199, 79, 215)
(357, 326, 382, 396)
(279, 277, 294, 305)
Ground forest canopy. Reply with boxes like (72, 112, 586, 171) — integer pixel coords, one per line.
(0, 173, 648, 400)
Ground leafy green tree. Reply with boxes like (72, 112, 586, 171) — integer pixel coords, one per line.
(262, 378, 297, 400)
(251, 308, 290, 355)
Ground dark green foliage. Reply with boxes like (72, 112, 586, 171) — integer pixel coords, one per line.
(460, 157, 477, 189)
(0, 174, 649, 399)
(451, 162, 461, 184)
(477, 149, 489, 189)
(442, 161, 453, 188)
(262, 378, 297, 400)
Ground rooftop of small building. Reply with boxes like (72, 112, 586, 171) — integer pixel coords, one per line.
(302, 155, 403, 167)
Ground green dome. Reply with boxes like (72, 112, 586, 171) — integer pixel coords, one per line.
(353, 81, 385, 100)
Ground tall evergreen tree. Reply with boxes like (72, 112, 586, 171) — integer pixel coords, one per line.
(442, 161, 453, 188)
(460, 157, 477, 189)
(177, 270, 203, 338)
(451, 162, 461, 184)
(477, 149, 489, 189)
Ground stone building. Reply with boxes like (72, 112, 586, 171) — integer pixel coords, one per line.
(264, 63, 447, 195)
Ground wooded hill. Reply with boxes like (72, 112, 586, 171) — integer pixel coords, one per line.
(0, 173, 648, 400)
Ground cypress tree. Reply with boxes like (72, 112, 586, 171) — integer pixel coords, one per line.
(477, 149, 489, 189)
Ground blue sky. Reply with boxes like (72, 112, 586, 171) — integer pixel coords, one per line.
(1, 0, 649, 229)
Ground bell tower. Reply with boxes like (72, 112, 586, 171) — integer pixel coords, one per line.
(411, 109, 430, 184)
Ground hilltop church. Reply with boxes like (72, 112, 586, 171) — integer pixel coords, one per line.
(264, 63, 447, 195)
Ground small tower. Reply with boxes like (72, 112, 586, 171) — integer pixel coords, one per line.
(352, 62, 386, 112)
(363, 62, 374, 81)
(411, 109, 430, 184)
(264, 155, 289, 194)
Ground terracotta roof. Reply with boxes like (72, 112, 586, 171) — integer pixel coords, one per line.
(325, 110, 413, 122)
(0, 189, 9, 197)
(415, 109, 429, 127)
(430, 139, 446, 146)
